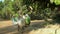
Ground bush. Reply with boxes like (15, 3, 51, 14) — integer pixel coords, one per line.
(52, 13, 60, 23)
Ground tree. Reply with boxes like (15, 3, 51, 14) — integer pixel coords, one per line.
(50, 0, 60, 5)
(1, 0, 13, 19)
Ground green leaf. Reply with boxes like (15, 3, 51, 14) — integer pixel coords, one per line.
(50, 0, 60, 5)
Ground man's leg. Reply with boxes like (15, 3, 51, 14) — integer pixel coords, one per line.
(17, 24, 20, 31)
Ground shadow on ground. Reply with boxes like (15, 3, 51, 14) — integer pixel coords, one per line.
(0, 25, 18, 34)
(0, 21, 46, 34)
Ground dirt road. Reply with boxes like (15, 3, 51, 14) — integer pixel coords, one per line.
(0, 19, 59, 34)
(0, 20, 46, 34)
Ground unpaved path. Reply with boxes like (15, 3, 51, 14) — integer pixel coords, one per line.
(0, 20, 60, 34)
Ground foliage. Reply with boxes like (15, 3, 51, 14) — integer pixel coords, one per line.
(0, 0, 59, 21)
(50, 0, 60, 5)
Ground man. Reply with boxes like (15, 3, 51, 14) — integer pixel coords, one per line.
(25, 14, 30, 27)
(12, 14, 20, 31)
(12, 14, 18, 25)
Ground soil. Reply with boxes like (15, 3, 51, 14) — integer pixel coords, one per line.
(0, 20, 60, 34)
